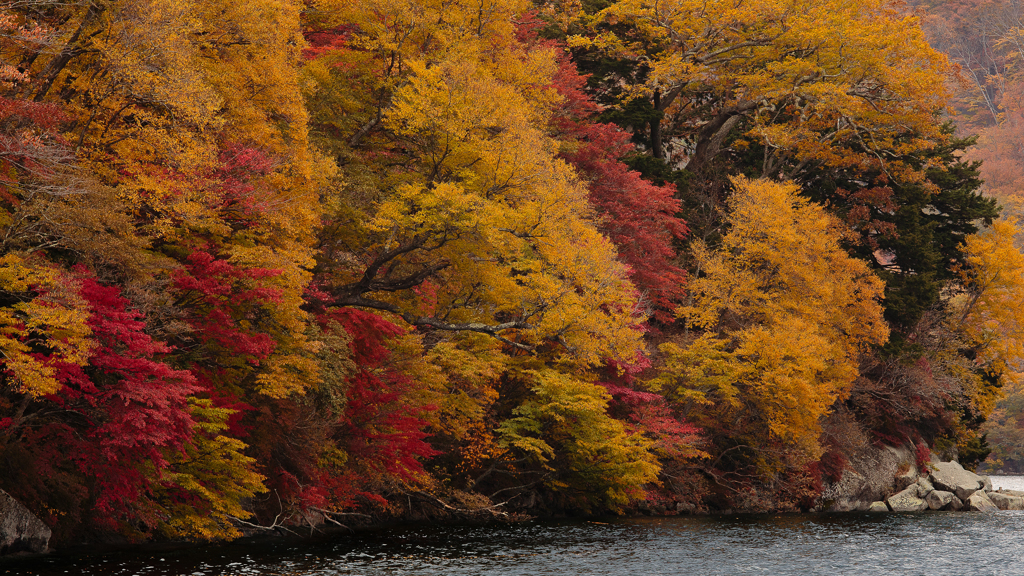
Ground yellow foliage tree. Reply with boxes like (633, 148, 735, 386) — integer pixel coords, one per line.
(497, 368, 659, 510)
(654, 177, 888, 464)
(573, 0, 951, 181)
(0, 254, 92, 397)
(156, 398, 268, 541)
(954, 218, 1024, 411)
(306, 0, 654, 504)
(314, 4, 642, 367)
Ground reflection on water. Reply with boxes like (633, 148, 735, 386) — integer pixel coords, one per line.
(6, 486, 1024, 576)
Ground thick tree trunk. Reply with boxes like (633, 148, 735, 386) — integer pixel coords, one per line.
(33, 3, 103, 102)
(651, 90, 664, 159)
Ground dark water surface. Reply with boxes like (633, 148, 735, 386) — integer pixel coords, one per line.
(6, 509, 1024, 576)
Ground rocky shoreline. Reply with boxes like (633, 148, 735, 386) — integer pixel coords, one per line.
(817, 443, 1024, 513)
(2, 444, 1022, 557)
(874, 460, 1007, 512)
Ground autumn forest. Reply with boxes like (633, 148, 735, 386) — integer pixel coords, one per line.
(1, 0, 1024, 545)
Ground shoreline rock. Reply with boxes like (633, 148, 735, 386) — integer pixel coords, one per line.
(817, 443, 1012, 514)
(0, 489, 51, 556)
(930, 461, 985, 501)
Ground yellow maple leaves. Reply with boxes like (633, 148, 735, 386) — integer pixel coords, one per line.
(575, 0, 951, 178)
(0, 254, 92, 397)
(321, 0, 645, 367)
(657, 177, 888, 461)
(953, 218, 1024, 412)
(497, 368, 659, 509)
(156, 398, 268, 541)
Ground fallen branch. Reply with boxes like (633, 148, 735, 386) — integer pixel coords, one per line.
(405, 490, 511, 519)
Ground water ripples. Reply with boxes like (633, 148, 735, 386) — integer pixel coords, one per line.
(6, 511, 1024, 576)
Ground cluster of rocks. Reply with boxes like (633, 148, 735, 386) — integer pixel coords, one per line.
(873, 460, 1024, 513)
(818, 444, 1024, 513)
(877, 461, 997, 512)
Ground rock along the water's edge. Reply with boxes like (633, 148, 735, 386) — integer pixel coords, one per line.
(0, 488, 51, 555)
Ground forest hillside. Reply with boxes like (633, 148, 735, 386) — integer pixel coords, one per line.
(0, 0, 1021, 544)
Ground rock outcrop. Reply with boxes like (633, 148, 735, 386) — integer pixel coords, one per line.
(816, 443, 1015, 515)
(966, 491, 999, 512)
(819, 444, 917, 511)
(929, 461, 986, 501)
(988, 492, 1024, 511)
(886, 486, 928, 512)
(0, 489, 50, 555)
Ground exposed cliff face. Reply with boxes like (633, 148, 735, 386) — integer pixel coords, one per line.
(0, 489, 50, 555)
(818, 443, 918, 511)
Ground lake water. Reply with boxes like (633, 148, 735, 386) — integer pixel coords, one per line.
(990, 474, 1024, 491)
(8, 478, 1024, 576)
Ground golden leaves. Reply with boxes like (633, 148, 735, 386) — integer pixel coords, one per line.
(958, 218, 1024, 397)
(0, 254, 93, 397)
(581, 0, 952, 177)
(334, 11, 645, 367)
(156, 398, 268, 541)
(663, 177, 888, 461)
(497, 368, 659, 508)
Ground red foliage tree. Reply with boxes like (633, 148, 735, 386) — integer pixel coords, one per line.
(170, 250, 281, 380)
(549, 52, 688, 323)
(1, 274, 198, 535)
(323, 308, 437, 491)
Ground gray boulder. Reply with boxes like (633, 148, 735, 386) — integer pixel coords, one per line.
(0, 489, 50, 555)
(945, 495, 964, 511)
(966, 491, 999, 512)
(929, 461, 985, 501)
(676, 502, 696, 514)
(998, 489, 1024, 498)
(988, 492, 1024, 510)
(886, 485, 929, 512)
(895, 470, 918, 492)
(916, 477, 934, 498)
(819, 444, 917, 511)
(868, 501, 889, 512)
(980, 476, 993, 492)
(925, 490, 954, 510)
